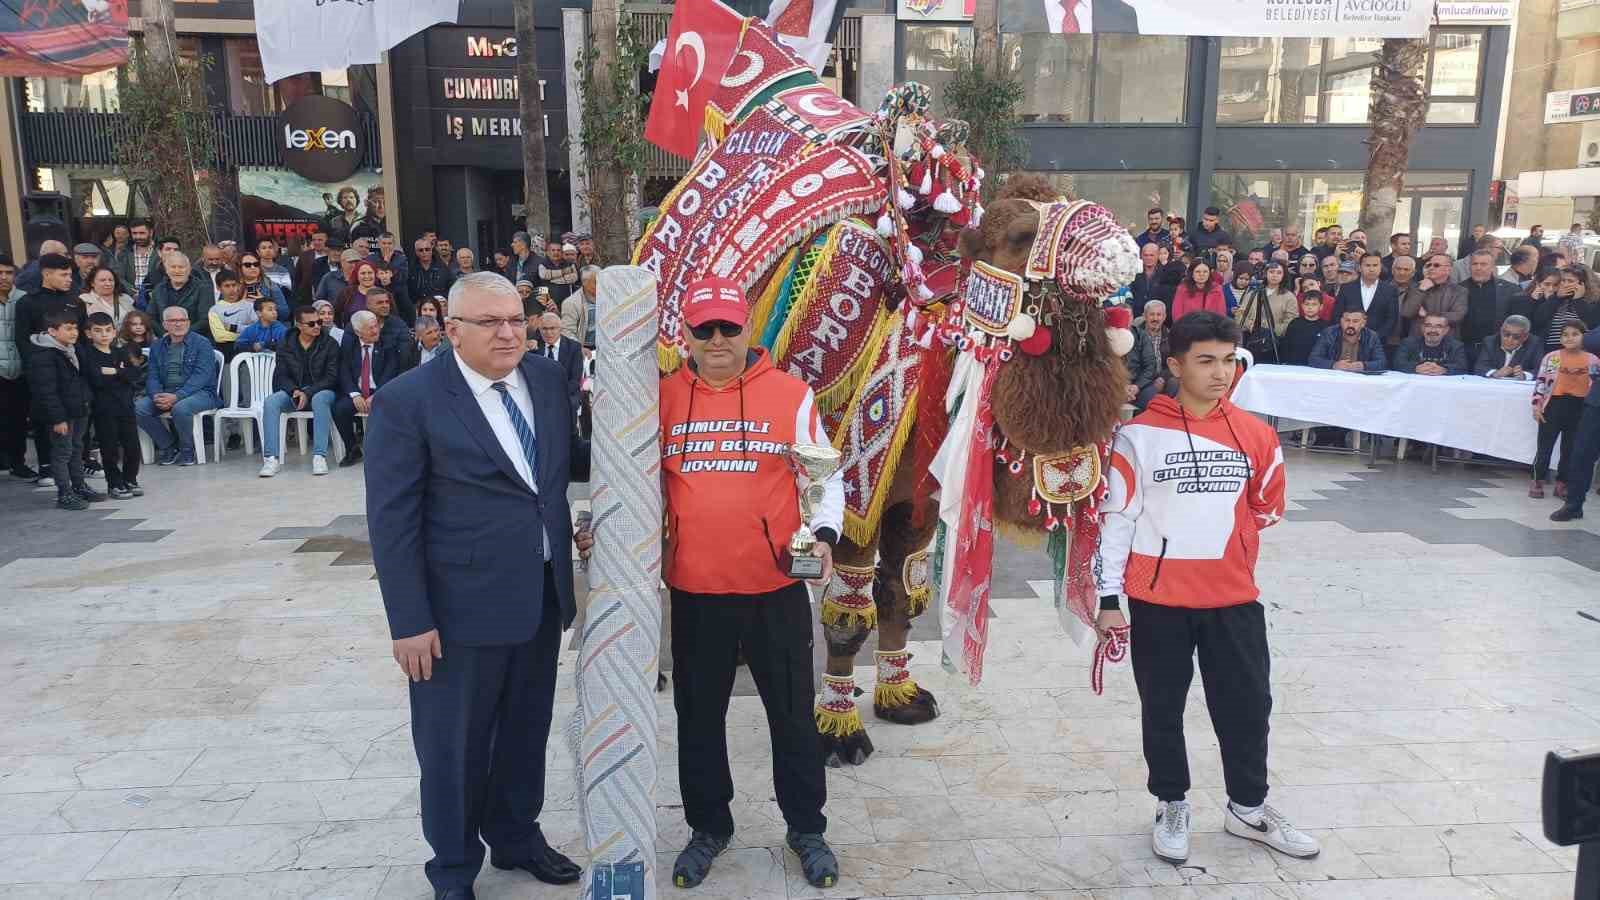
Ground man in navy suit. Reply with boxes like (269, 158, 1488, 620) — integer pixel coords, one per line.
(530, 311, 583, 419)
(1333, 252, 1401, 348)
(1000, 0, 1139, 33)
(365, 272, 593, 900)
(334, 310, 403, 467)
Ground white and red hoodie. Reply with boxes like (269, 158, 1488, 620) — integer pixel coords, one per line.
(1096, 394, 1286, 608)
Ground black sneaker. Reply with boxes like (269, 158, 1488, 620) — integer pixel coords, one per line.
(672, 830, 731, 889)
(75, 484, 108, 502)
(339, 447, 364, 468)
(1550, 506, 1584, 522)
(10, 464, 38, 479)
(157, 447, 181, 466)
(107, 486, 134, 500)
(56, 491, 89, 511)
(125, 480, 144, 497)
(83, 459, 103, 478)
(786, 831, 839, 888)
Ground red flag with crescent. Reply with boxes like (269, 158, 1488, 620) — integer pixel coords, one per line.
(645, 0, 743, 159)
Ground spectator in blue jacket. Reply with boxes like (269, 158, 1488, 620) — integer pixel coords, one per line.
(134, 306, 219, 466)
(1309, 308, 1387, 372)
(1394, 314, 1469, 375)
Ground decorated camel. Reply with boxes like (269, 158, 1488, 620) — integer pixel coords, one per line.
(635, 18, 1139, 765)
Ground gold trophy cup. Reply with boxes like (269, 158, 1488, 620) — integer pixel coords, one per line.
(784, 442, 842, 579)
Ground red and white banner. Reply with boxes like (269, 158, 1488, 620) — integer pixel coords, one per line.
(0, 1, 126, 77)
(645, 0, 744, 159)
(764, 0, 839, 71)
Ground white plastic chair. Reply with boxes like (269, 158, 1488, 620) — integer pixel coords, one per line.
(138, 349, 225, 465)
(213, 352, 276, 461)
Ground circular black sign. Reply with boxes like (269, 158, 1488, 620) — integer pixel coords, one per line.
(279, 95, 364, 184)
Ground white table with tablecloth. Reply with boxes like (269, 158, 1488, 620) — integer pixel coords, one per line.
(1230, 364, 1540, 464)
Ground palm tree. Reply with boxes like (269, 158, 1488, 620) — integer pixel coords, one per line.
(515, 0, 552, 237)
(1357, 38, 1429, 249)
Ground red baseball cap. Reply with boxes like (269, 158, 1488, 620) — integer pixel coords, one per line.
(682, 276, 748, 328)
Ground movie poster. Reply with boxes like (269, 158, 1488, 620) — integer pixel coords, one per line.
(238, 169, 385, 254)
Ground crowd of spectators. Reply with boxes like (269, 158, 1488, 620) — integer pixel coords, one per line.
(1120, 213, 1600, 514)
(0, 223, 604, 510)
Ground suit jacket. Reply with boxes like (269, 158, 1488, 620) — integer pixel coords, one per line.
(337, 332, 405, 398)
(1002, 0, 1138, 33)
(1333, 281, 1400, 346)
(1399, 281, 1468, 340)
(533, 335, 584, 413)
(365, 352, 590, 645)
(1475, 335, 1542, 377)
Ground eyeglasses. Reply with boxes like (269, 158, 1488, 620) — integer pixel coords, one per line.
(688, 321, 744, 340)
(451, 315, 528, 332)
(299, 320, 321, 328)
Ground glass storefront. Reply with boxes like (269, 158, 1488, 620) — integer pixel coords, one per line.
(1210, 170, 1470, 252)
(903, 25, 973, 119)
(1002, 33, 1187, 124)
(1024, 171, 1189, 231)
(1218, 29, 1485, 125)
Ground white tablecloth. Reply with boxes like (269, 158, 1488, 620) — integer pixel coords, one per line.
(1231, 364, 1539, 464)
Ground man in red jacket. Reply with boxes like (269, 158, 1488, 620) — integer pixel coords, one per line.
(1094, 311, 1318, 866)
(659, 276, 843, 891)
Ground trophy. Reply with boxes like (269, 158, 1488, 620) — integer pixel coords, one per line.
(783, 442, 843, 579)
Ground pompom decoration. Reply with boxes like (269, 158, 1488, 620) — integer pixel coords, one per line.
(1107, 326, 1134, 358)
(1017, 326, 1052, 356)
(876, 212, 896, 237)
(933, 191, 961, 214)
(919, 168, 934, 195)
(1005, 313, 1037, 342)
(1103, 306, 1132, 330)
(930, 144, 945, 159)
(1028, 497, 1042, 517)
(898, 188, 916, 210)
(905, 243, 923, 265)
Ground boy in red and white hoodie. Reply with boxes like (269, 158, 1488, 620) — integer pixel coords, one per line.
(1095, 311, 1319, 865)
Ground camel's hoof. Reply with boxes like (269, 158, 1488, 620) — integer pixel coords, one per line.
(820, 728, 875, 767)
(875, 687, 940, 725)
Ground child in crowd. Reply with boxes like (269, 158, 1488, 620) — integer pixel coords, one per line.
(1531, 321, 1600, 499)
(28, 309, 103, 510)
(236, 298, 288, 353)
(207, 270, 256, 357)
(82, 312, 144, 499)
(1280, 290, 1325, 366)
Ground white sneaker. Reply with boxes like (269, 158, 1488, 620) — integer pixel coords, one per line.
(1152, 799, 1191, 862)
(311, 455, 329, 476)
(258, 457, 281, 478)
(1224, 802, 1320, 859)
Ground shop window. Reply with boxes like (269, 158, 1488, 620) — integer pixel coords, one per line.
(24, 71, 122, 112)
(1210, 170, 1469, 253)
(1024, 171, 1189, 231)
(1219, 30, 1483, 125)
(1002, 33, 1187, 124)
(904, 25, 972, 119)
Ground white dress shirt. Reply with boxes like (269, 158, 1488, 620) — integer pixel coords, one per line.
(1046, 0, 1091, 32)
(1359, 279, 1378, 311)
(454, 354, 550, 559)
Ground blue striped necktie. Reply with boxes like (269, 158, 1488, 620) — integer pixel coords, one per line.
(491, 381, 540, 488)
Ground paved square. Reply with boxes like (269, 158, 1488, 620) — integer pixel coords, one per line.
(1, 447, 1596, 899)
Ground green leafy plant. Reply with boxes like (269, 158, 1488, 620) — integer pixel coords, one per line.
(943, 55, 1026, 198)
(571, 8, 652, 260)
(114, 41, 216, 253)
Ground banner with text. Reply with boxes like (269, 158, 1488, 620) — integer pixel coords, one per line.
(998, 0, 1436, 38)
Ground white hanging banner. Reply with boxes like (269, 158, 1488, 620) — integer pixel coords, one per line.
(257, 0, 462, 84)
(998, 0, 1437, 38)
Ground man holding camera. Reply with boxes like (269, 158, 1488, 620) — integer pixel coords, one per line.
(659, 276, 843, 892)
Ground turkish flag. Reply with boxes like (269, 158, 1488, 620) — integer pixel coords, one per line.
(645, 0, 743, 160)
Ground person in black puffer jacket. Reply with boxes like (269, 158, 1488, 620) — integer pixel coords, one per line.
(28, 307, 101, 509)
(257, 304, 342, 476)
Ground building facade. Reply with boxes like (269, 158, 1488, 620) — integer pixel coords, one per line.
(1498, 0, 1600, 231)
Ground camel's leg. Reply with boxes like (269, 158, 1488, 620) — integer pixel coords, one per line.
(815, 537, 879, 767)
(870, 499, 941, 724)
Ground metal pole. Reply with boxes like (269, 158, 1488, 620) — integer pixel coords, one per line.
(569, 265, 662, 900)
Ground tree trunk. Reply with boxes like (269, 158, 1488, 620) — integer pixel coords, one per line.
(1358, 38, 1428, 250)
(587, 0, 633, 265)
(134, 0, 211, 252)
(515, 0, 552, 237)
(972, 0, 999, 72)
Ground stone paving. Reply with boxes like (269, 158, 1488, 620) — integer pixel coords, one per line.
(0, 447, 1597, 899)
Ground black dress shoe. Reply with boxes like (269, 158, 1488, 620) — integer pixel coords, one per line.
(491, 843, 583, 885)
(338, 447, 364, 468)
(434, 887, 475, 900)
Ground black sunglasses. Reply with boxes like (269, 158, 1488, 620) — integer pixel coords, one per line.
(688, 321, 744, 340)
